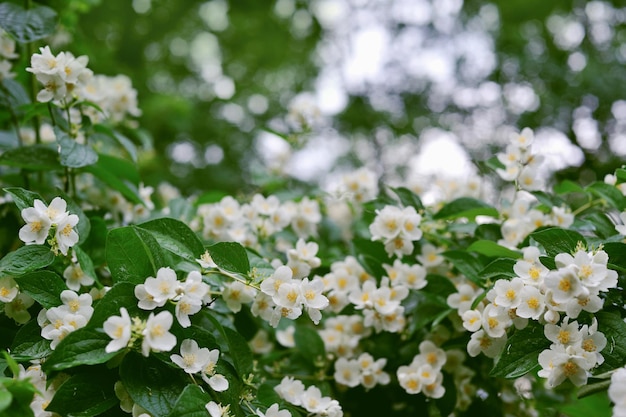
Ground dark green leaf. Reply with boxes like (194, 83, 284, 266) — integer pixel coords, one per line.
(0, 389, 11, 413)
(0, 145, 60, 171)
(3, 187, 44, 211)
(586, 182, 626, 211)
(294, 325, 326, 366)
(581, 212, 619, 239)
(389, 186, 424, 211)
(554, 180, 584, 194)
(616, 168, 626, 184)
(490, 322, 551, 378)
(467, 240, 521, 259)
(106, 226, 167, 284)
(0, 245, 54, 275)
(442, 250, 487, 287)
(478, 258, 518, 283)
(595, 311, 626, 374)
(42, 327, 118, 372)
(530, 227, 586, 258)
(0, 3, 57, 43)
(0, 79, 29, 110)
(14, 271, 66, 309)
(433, 197, 499, 220)
(1, 378, 36, 417)
(88, 282, 139, 326)
(46, 369, 118, 417)
(138, 218, 205, 263)
(120, 353, 188, 417)
(55, 127, 98, 168)
(256, 383, 282, 407)
(92, 124, 137, 162)
(83, 154, 142, 205)
(74, 246, 98, 286)
(559, 391, 611, 417)
(10, 319, 52, 361)
(207, 242, 250, 275)
(223, 326, 253, 377)
(167, 384, 212, 417)
(602, 242, 626, 271)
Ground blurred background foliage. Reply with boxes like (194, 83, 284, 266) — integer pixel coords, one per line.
(17, 0, 626, 195)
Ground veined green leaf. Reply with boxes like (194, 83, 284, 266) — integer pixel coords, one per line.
(530, 227, 586, 258)
(137, 218, 204, 263)
(106, 226, 167, 284)
(434, 197, 499, 220)
(490, 322, 551, 378)
(206, 242, 250, 275)
(0, 3, 57, 43)
(467, 240, 521, 259)
(0, 245, 54, 275)
(14, 271, 66, 309)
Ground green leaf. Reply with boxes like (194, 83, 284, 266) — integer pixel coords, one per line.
(3, 187, 44, 211)
(168, 384, 212, 417)
(10, 319, 52, 361)
(586, 182, 626, 211)
(581, 212, 619, 239)
(0, 389, 11, 413)
(490, 322, 551, 378)
(207, 242, 250, 275)
(478, 258, 518, 283)
(92, 124, 137, 163)
(405, 290, 451, 334)
(559, 391, 611, 417)
(602, 242, 626, 271)
(0, 245, 54, 275)
(0, 145, 60, 171)
(389, 186, 424, 211)
(223, 326, 253, 377)
(442, 250, 487, 287)
(0, 2, 57, 43)
(0, 78, 29, 110)
(554, 179, 584, 194)
(106, 226, 167, 284)
(530, 227, 586, 258)
(616, 168, 626, 184)
(87, 282, 138, 326)
(256, 383, 282, 407)
(83, 154, 142, 205)
(294, 325, 326, 365)
(14, 271, 66, 309)
(595, 311, 626, 374)
(74, 246, 98, 286)
(55, 127, 98, 168)
(42, 327, 117, 372)
(1, 378, 36, 417)
(433, 197, 499, 220)
(46, 369, 118, 417)
(138, 218, 205, 263)
(467, 240, 521, 259)
(120, 353, 188, 417)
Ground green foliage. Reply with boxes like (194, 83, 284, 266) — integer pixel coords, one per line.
(0, 2, 57, 43)
(490, 322, 551, 378)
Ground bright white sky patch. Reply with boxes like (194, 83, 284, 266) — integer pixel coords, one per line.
(410, 129, 473, 177)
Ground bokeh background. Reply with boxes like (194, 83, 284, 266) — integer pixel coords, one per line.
(46, 0, 626, 195)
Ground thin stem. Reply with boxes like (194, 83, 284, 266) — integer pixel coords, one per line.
(572, 199, 604, 216)
(212, 269, 261, 291)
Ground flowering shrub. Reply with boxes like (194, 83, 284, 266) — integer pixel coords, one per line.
(0, 6, 626, 417)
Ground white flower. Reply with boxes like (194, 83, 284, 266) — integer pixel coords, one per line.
(206, 401, 229, 417)
(59, 290, 94, 319)
(175, 294, 202, 328)
(609, 367, 626, 413)
(256, 403, 292, 417)
(141, 311, 176, 356)
(0, 276, 18, 302)
(104, 307, 131, 353)
(142, 267, 180, 307)
(274, 376, 305, 406)
(170, 339, 212, 374)
(467, 329, 506, 358)
(492, 277, 524, 309)
(334, 358, 361, 387)
(63, 263, 95, 291)
(537, 344, 592, 387)
(200, 349, 229, 392)
(222, 280, 256, 313)
(19, 201, 52, 245)
(55, 213, 80, 255)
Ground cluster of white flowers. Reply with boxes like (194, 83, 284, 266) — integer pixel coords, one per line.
(18, 363, 56, 417)
(499, 191, 574, 248)
(196, 195, 321, 247)
(274, 376, 343, 417)
(26, 46, 93, 103)
(170, 339, 229, 392)
(339, 167, 379, 204)
(19, 197, 80, 256)
(396, 340, 447, 398)
(333, 352, 390, 389)
(104, 306, 177, 357)
(63, 256, 95, 291)
(255, 403, 292, 417)
(538, 318, 606, 387)
(255, 264, 329, 327)
(39, 290, 93, 349)
(495, 128, 544, 191)
(135, 268, 210, 327)
(609, 367, 626, 417)
(369, 205, 423, 258)
(454, 245, 617, 387)
(406, 173, 486, 207)
(0, 30, 18, 80)
(80, 74, 141, 123)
